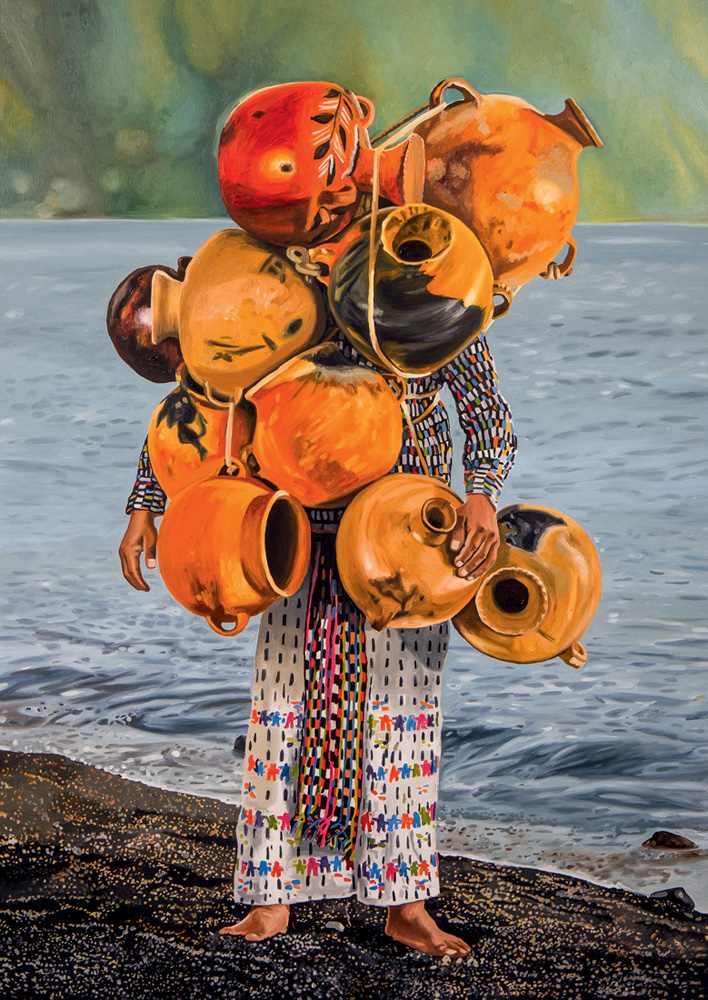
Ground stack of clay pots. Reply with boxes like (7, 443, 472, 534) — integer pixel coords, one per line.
(108, 76, 603, 664)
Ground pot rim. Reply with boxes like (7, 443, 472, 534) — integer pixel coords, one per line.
(381, 204, 454, 266)
(258, 489, 309, 597)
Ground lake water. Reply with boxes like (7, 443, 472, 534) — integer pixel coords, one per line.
(1, 220, 706, 909)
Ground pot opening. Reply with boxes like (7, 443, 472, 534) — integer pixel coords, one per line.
(264, 497, 302, 593)
(396, 239, 433, 262)
(385, 208, 452, 264)
(474, 567, 550, 636)
(421, 497, 456, 533)
(492, 577, 529, 614)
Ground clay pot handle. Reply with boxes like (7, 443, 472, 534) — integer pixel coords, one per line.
(492, 283, 513, 319)
(220, 456, 248, 478)
(559, 641, 586, 669)
(206, 612, 250, 637)
(354, 94, 376, 128)
(540, 238, 577, 280)
(383, 373, 407, 401)
(429, 78, 483, 109)
(286, 246, 325, 281)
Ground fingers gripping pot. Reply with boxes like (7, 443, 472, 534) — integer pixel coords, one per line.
(245, 343, 404, 508)
(157, 475, 311, 637)
(151, 229, 327, 400)
(415, 78, 603, 289)
(146, 378, 254, 499)
(310, 204, 511, 377)
(336, 474, 482, 630)
(218, 81, 424, 247)
(453, 505, 602, 667)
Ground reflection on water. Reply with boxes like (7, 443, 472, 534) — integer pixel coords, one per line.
(1, 221, 706, 908)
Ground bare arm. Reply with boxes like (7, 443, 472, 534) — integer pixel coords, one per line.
(119, 509, 159, 591)
(121, 439, 166, 591)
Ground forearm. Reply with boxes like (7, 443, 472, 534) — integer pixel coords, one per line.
(444, 335, 517, 506)
(125, 439, 167, 515)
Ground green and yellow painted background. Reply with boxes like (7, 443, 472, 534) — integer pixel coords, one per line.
(1, 0, 706, 221)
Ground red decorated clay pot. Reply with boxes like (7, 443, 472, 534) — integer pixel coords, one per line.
(415, 78, 602, 288)
(106, 256, 190, 382)
(218, 81, 424, 246)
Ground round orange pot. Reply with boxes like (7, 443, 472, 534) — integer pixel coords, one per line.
(147, 379, 254, 499)
(151, 229, 326, 399)
(415, 78, 602, 288)
(245, 343, 403, 507)
(336, 473, 480, 629)
(310, 204, 511, 376)
(157, 476, 311, 637)
(453, 505, 601, 667)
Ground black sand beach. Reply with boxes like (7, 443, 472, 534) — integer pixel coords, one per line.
(0, 750, 706, 1000)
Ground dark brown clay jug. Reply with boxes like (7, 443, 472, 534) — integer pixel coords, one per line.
(453, 504, 602, 667)
(415, 78, 602, 289)
(106, 256, 190, 382)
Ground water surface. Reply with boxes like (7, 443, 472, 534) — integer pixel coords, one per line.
(1, 220, 706, 908)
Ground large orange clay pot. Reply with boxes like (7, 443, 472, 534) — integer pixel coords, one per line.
(157, 476, 311, 637)
(310, 204, 511, 377)
(151, 229, 327, 399)
(147, 378, 254, 499)
(218, 81, 424, 247)
(415, 78, 602, 288)
(106, 256, 190, 382)
(453, 505, 601, 667)
(336, 473, 480, 629)
(245, 343, 403, 507)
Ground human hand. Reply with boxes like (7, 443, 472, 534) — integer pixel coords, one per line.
(119, 509, 159, 591)
(449, 494, 500, 579)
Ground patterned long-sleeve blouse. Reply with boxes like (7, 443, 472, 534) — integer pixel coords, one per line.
(126, 333, 517, 515)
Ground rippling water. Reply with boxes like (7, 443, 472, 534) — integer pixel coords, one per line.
(1, 221, 706, 909)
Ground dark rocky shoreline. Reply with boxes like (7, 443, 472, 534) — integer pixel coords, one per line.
(0, 750, 706, 1000)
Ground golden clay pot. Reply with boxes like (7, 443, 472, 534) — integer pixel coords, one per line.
(453, 505, 601, 667)
(415, 78, 603, 288)
(336, 474, 480, 630)
(151, 229, 327, 399)
(147, 377, 254, 499)
(309, 204, 511, 376)
(157, 475, 311, 637)
(246, 343, 403, 507)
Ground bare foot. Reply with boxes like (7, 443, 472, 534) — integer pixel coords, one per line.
(385, 901, 470, 957)
(219, 903, 290, 942)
